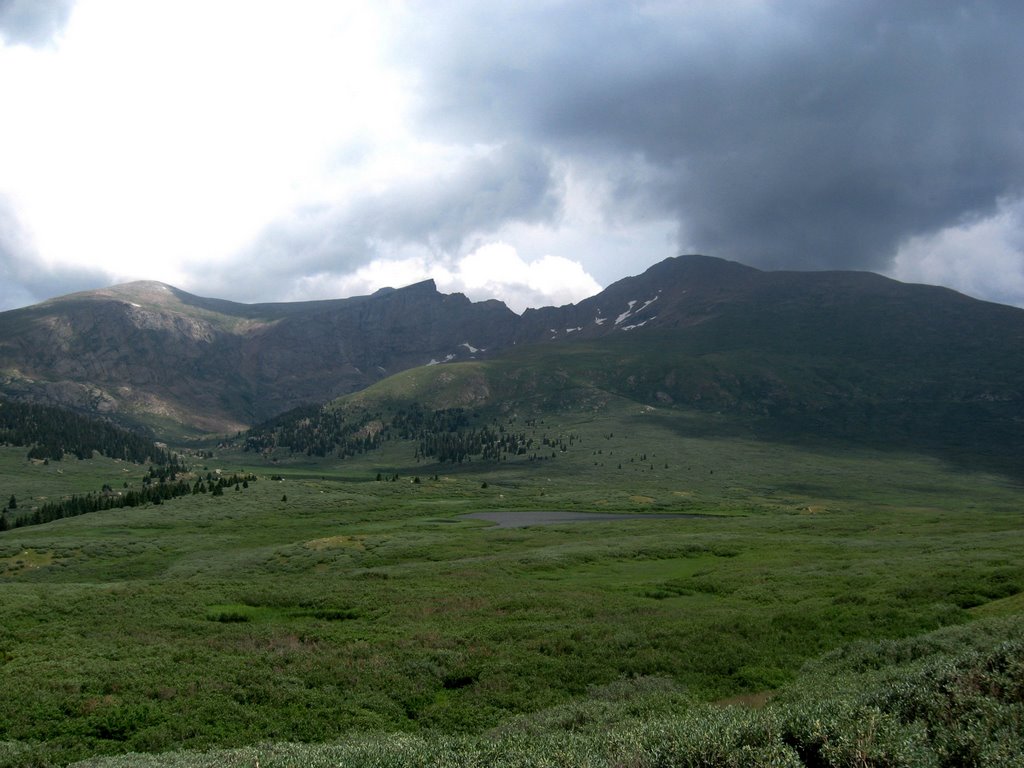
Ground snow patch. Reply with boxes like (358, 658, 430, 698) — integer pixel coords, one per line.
(615, 300, 638, 325)
(621, 315, 656, 332)
(425, 355, 455, 366)
(565, 327, 582, 333)
(615, 296, 659, 326)
(461, 342, 482, 353)
(594, 316, 607, 325)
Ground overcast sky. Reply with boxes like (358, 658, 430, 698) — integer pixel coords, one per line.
(1, 0, 1023, 313)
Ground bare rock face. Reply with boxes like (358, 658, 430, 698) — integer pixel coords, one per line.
(0, 278, 523, 433)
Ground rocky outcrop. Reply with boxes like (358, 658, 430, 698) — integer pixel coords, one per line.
(0, 277, 523, 433)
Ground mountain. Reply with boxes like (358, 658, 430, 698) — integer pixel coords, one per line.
(2, 256, 1023, 453)
(0, 279, 518, 434)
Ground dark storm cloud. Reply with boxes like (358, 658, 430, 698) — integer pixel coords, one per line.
(350, 140, 560, 252)
(233, 141, 560, 295)
(0, 0, 73, 47)
(399, 0, 1024, 271)
(0, 199, 37, 308)
(0, 197, 108, 310)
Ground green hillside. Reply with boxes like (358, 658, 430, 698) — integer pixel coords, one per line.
(251, 319, 1024, 480)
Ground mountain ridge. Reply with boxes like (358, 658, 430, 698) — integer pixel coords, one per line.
(2, 255, 1022, 441)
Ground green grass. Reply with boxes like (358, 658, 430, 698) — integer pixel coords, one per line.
(66, 617, 1024, 767)
(0, 401, 1022, 765)
(0, 450, 149, 520)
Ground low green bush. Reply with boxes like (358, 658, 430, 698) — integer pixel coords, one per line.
(64, 621, 1024, 767)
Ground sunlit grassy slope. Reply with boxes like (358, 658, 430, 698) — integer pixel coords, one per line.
(336, 326, 1024, 480)
(0, 386, 1022, 765)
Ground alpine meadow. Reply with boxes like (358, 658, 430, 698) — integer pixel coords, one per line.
(0, 255, 1021, 766)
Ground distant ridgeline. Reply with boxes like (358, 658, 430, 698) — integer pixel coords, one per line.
(244, 404, 572, 464)
(0, 398, 167, 463)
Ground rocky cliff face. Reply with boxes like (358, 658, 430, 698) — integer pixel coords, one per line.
(0, 278, 523, 433)
(2, 255, 1022, 436)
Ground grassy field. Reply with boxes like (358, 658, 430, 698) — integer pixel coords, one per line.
(0, 400, 1022, 765)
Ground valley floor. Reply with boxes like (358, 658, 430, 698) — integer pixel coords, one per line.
(0, 404, 1021, 766)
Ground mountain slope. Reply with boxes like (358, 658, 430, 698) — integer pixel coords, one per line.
(253, 261, 1024, 475)
(0, 279, 518, 434)
(2, 256, 1023, 444)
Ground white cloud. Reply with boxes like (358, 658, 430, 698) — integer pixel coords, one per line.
(889, 197, 1024, 307)
(0, 0, 408, 281)
(287, 243, 602, 313)
(455, 243, 603, 309)
(0, 0, 73, 47)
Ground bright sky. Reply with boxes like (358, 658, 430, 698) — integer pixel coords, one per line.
(1, 1, 1023, 312)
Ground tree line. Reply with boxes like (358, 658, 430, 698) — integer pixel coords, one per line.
(415, 424, 532, 463)
(243, 404, 384, 458)
(242, 402, 579, 465)
(0, 472, 257, 532)
(0, 398, 167, 463)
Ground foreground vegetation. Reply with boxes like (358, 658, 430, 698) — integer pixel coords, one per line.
(0, 399, 1021, 765)
(66, 615, 1024, 767)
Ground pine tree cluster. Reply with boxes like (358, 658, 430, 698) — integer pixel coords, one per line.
(2, 472, 256, 531)
(242, 402, 573, 466)
(243, 404, 383, 458)
(415, 423, 531, 463)
(0, 398, 167, 463)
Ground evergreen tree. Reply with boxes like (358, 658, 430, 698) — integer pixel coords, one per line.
(7, 494, 15, 510)
(0, 398, 167, 464)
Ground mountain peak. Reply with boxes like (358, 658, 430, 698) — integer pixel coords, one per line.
(41, 280, 185, 309)
(651, 254, 760, 278)
(102, 280, 180, 298)
(112, 280, 176, 291)
(397, 278, 439, 294)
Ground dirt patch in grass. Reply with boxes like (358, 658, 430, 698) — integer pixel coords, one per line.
(0, 548, 56, 576)
(304, 535, 365, 551)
